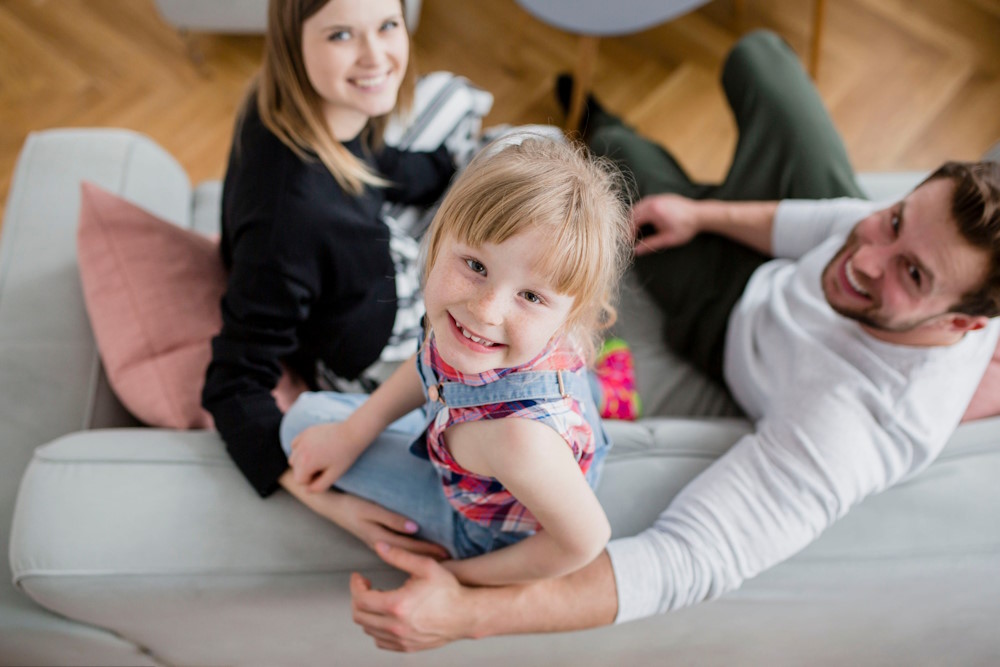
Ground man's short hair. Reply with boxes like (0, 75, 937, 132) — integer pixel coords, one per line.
(925, 160, 1000, 317)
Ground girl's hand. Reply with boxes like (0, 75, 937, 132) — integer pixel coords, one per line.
(288, 422, 366, 492)
(279, 471, 449, 560)
(631, 193, 702, 255)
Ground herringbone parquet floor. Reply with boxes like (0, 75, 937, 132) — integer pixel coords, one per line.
(1, 0, 999, 224)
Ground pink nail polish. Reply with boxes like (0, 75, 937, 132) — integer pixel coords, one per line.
(404, 520, 418, 533)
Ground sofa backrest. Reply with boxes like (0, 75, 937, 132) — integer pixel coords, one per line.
(0, 129, 194, 454)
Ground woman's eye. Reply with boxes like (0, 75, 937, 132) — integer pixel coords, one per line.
(381, 19, 400, 31)
(465, 258, 486, 275)
(521, 291, 542, 304)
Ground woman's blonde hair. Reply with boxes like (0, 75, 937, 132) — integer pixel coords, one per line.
(423, 136, 633, 362)
(243, 0, 416, 194)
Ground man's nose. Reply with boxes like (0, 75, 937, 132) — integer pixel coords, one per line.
(852, 243, 887, 279)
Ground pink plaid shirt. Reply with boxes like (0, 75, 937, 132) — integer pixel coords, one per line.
(420, 335, 595, 533)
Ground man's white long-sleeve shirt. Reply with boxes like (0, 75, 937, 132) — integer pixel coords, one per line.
(607, 198, 1000, 621)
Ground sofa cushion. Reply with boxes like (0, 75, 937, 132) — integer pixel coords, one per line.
(76, 183, 305, 429)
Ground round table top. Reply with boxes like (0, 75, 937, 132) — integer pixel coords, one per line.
(515, 0, 711, 37)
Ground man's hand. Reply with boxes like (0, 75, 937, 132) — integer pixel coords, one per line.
(288, 421, 367, 492)
(279, 472, 448, 560)
(351, 543, 473, 652)
(631, 193, 702, 255)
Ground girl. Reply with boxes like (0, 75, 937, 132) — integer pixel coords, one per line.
(281, 136, 633, 585)
(203, 0, 455, 557)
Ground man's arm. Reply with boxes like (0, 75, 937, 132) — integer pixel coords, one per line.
(350, 544, 618, 652)
(352, 400, 907, 648)
(632, 194, 779, 256)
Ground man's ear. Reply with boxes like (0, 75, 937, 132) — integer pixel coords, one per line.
(949, 314, 990, 332)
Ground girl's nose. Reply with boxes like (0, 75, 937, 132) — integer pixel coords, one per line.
(469, 289, 504, 326)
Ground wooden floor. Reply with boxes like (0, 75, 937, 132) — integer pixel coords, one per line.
(2, 0, 999, 224)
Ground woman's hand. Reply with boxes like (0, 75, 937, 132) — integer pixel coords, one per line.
(631, 193, 702, 255)
(288, 421, 367, 492)
(279, 471, 449, 560)
(335, 494, 450, 560)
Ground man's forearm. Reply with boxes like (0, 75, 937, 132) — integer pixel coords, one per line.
(696, 200, 779, 256)
(464, 551, 618, 638)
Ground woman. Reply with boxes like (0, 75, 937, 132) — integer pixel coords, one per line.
(203, 0, 454, 556)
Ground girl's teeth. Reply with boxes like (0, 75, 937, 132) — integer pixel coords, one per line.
(460, 326, 494, 347)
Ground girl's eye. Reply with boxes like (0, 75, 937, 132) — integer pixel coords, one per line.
(381, 18, 401, 31)
(465, 258, 486, 275)
(328, 30, 351, 41)
(521, 291, 542, 304)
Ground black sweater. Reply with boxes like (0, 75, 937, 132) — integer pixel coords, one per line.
(203, 105, 454, 497)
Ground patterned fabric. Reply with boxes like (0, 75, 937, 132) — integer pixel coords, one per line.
(594, 337, 641, 420)
(417, 335, 596, 533)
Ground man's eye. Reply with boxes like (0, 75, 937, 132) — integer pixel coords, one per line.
(521, 291, 542, 304)
(465, 258, 486, 274)
(907, 264, 921, 287)
(891, 213, 901, 233)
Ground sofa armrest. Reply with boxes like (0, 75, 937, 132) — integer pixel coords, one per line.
(10, 429, 377, 582)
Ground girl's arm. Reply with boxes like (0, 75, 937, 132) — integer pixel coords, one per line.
(440, 418, 611, 586)
(288, 354, 425, 492)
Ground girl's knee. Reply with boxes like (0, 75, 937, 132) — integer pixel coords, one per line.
(279, 391, 360, 452)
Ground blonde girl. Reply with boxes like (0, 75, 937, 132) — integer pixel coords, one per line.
(282, 136, 632, 584)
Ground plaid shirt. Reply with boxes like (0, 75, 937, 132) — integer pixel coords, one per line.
(419, 335, 595, 534)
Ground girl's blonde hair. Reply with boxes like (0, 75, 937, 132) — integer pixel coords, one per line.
(243, 0, 416, 194)
(423, 136, 633, 362)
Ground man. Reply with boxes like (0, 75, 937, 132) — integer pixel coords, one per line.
(347, 31, 1000, 650)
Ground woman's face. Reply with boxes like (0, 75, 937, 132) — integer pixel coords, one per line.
(301, 0, 408, 140)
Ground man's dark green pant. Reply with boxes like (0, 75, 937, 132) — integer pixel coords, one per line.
(590, 30, 866, 384)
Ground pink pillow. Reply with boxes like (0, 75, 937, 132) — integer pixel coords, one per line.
(77, 183, 305, 429)
(963, 342, 1000, 422)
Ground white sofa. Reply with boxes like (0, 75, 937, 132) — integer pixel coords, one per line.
(4, 117, 1000, 665)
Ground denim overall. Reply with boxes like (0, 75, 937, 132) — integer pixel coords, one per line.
(279, 359, 611, 559)
(410, 349, 611, 558)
